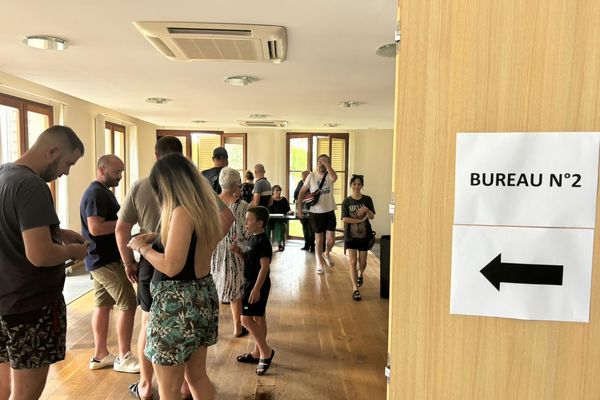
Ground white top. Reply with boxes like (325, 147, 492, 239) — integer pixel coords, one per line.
(304, 171, 336, 213)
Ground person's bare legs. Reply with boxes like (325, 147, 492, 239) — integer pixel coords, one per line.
(241, 316, 272, 359)
(314, 232, 325, 272)
(358, 250, 368, 279)
(92, 306, 111, 359)
(116, 308, 135, 359)
(10, 365, 49, 400)
(230, 298, 243, 336)
(184, 346, 215, 400)
(0, 362, 10, 400)
(136, 311, 153, 398)
(153, 363, 186, 400)
(324, 230, 336, 257)
(348, 249, 359, 291)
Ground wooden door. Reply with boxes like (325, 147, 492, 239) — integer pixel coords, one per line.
(388, 0, 600, 398)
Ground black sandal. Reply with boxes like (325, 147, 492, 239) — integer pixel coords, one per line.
(352, 290, 362, 301)
(357, 275, 363, 287)
(129, 381, 153, 400)
(236, 352, 259, 363)
(234, 327, 249, 338)
(256, 349, 275, 375)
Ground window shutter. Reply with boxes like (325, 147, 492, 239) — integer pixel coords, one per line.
(193, 133, 221, 171)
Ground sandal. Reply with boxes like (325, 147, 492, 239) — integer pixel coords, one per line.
(357, 275, 363, 287)
(129, 381, 153, 400)
(352, 290, 362, 301)
(236, 352, 260, 363)
(256, 350, 275, 375)
(234, 327, 249, 338)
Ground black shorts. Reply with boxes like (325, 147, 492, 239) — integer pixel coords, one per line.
(0, 296, 66, 369)
(241, 279, 271, 317)
(345, 239, 370, 251)
(309, 210, 337, 234)
(137, 257, 154, 312)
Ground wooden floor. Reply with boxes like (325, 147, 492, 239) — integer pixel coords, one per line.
(39, 243, 389, 400)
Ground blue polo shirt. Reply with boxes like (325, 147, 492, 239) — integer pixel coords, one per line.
(80, 181, 121, 271)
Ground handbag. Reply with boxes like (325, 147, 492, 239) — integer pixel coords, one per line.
(302, 171, 328, 207)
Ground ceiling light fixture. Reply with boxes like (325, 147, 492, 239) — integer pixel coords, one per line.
(249, 114, 268, 119)
(224, 76, 257, 86)
(23, 35, 69, 51)
(191, 120, 207, 124)
(145, 97, 171, 104)
(338, 101, 360, 108)
(323, 122, 339, 128)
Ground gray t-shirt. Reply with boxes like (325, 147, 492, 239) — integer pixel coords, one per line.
(118, 178, 160, 233)
(252, 177, 272, 207)
(0, 163, 64, 315)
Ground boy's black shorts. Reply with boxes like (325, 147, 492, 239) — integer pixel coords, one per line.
(241, 279, 271, 317)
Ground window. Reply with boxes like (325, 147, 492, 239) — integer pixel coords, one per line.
(286, 132, 349, 237)
(104, 121, 127, 204)
(156, 130, 246, 173)
(0, 93, 54, 193)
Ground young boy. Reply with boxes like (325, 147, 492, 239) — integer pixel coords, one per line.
(232, 206, 275, 375)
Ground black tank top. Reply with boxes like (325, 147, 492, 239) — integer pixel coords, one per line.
(151, 233, 198, 282)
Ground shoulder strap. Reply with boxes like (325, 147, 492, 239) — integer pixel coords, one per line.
(317, 170, 329, 190)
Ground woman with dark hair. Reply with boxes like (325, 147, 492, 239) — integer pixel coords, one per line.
(128, 153, 222, 400)
(267, 184, 291, 251)
(241, 170, 255, 203)
(341, 174, 376, 301)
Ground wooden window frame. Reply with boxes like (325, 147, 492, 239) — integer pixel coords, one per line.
(0, 92, 55, 196)
(104, 121, 127, 199)
(156, 130, 246, 172)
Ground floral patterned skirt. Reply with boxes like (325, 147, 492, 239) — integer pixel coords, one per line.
(145, 275, 219, 366)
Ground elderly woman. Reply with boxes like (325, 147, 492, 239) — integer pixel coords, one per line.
(211, 167, 251, 337)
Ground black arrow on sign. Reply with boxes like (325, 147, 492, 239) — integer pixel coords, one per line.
(480, 254, 563, 291)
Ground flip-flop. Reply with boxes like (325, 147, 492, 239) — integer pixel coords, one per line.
(129, 381, 153, 400)
(236, 352, 260, 363)
(256, 349, 275, 375)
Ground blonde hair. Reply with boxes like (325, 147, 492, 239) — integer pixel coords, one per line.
(149, 153, 221, 250)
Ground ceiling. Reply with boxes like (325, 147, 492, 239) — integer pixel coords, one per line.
(0, 1, 397, 130)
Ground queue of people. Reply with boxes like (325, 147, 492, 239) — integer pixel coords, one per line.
(0, 126, 376, 400)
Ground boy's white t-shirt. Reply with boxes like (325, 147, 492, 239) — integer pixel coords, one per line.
(303, 172, 336, 213)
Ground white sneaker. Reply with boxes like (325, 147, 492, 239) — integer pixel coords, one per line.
(324, 253, 335, 267)
(89, 353, 116, 370)
(113, 352, 140, 373)
(316, 265, 324, 274)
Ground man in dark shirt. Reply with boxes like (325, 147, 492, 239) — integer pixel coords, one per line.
(201, 146, 228, 193)
(0, 125, 87, 400)
(80, 155, 139, 374)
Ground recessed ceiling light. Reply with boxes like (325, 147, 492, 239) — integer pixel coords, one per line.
(23, 35, 69, 51)
(323, 123, 339, 128)
(191, 120, 207, 124)
(224, 76, 257, 86)
(145, 97, 171, 104)
(376, 42, 397, 58)
(249, 114, 268, 119)
(338, 101, 360, 108)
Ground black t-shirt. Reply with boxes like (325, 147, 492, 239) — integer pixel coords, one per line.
(80, 181, 121, 271)
(0, 163, 64, 315)
(269, 197, 290, 214)
(201, 167, 223, 194)
(341, 195, 375, 241)
(244, 232, 272, 286)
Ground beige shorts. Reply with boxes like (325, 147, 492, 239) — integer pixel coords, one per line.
(90, 261, 137, 310)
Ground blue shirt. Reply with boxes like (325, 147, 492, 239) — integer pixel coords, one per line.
(80, 181, 121, 271)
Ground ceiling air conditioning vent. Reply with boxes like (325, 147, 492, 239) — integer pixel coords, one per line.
(238, 120, 288, 128)
(134, 22, 287, 63)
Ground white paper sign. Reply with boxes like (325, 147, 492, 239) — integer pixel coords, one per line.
(450, 225, 594, 322)
(454, 133, 600, 228)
